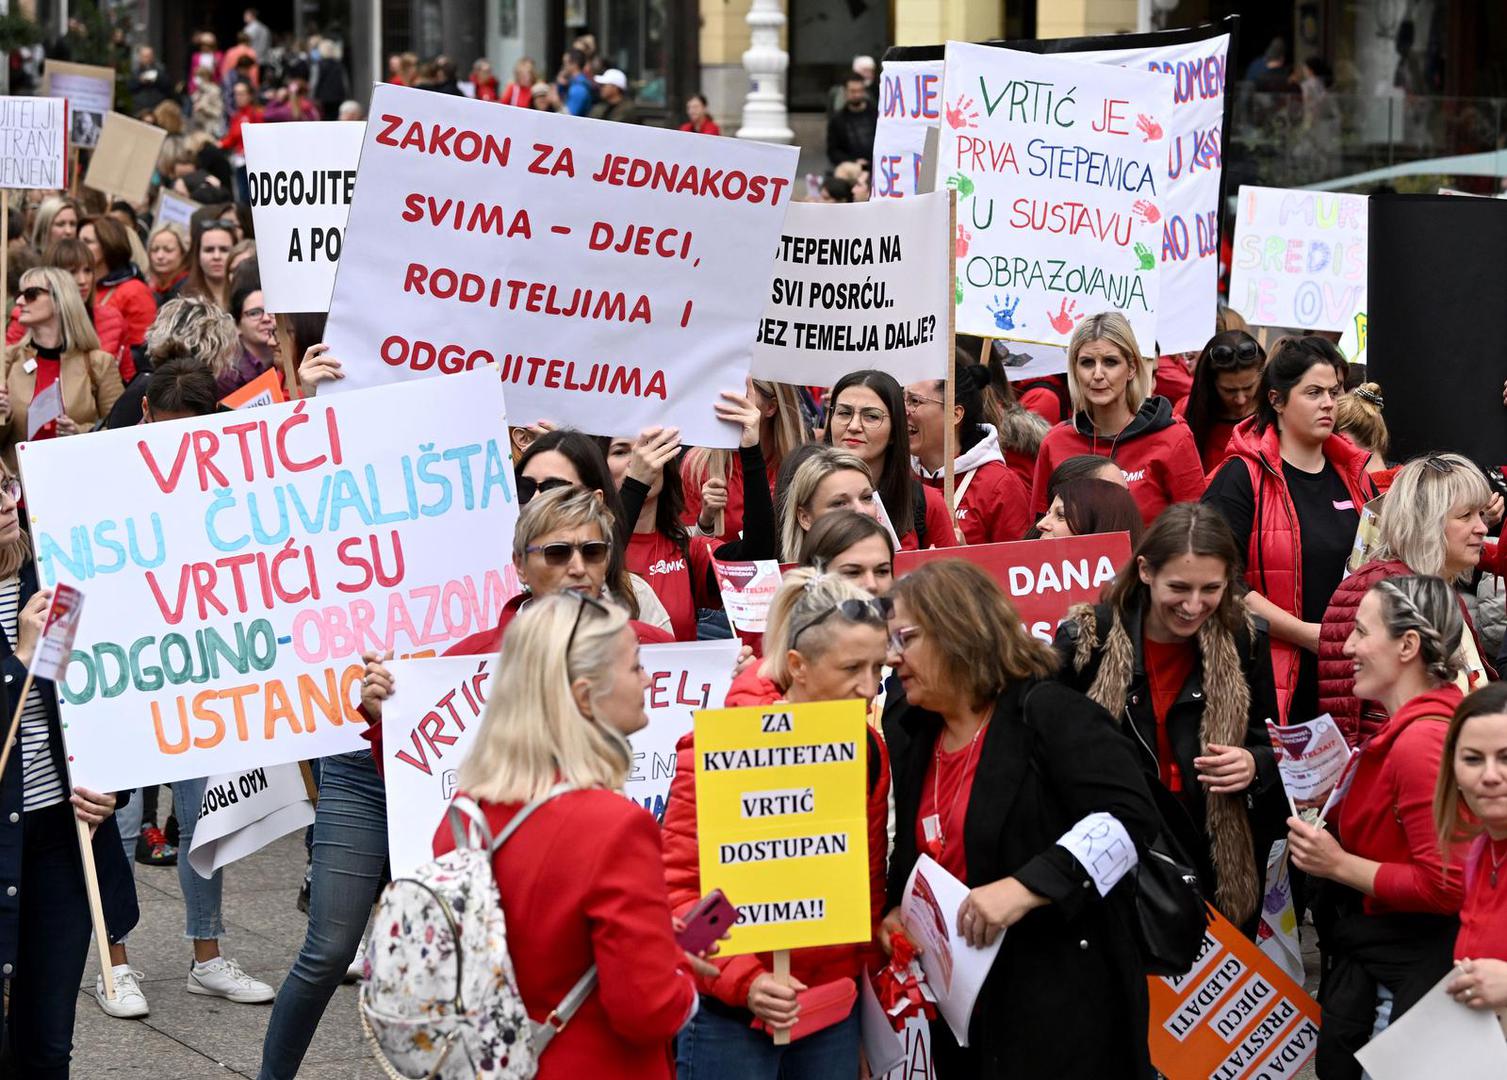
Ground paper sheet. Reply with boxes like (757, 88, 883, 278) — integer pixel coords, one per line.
(899, 855, 1003, 1046)
(1353, 971, 1507, 1080)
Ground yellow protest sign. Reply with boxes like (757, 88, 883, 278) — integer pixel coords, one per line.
(694, 699, 871, 957)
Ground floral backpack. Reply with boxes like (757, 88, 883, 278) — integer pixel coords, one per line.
(359, 784, 598, 1079)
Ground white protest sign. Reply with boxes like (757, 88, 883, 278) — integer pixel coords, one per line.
(26, 379, 63, 439)
(18, 366, 518, 792)
(323, 83, 797, 447)
(1354, 972, 1507, 1080)
(243, 122, 364, 313)
(873, 59, 945, 199)
(382, 639, 736, 877)
(153, 189, 201, 232)
(712, 560, 784, 636)
(1255, 839, 1305, 986)
(941, 41, 1169, 350)
(861, 973, 907, 1075)
(43, 61, 112, 149)
(900, 854, 1003, 1046)
(32, 582, 83, 681)
(0, 97, 67, 190)
(187, 762, 314, 877)
(1265, 713, 1352, 809)
(878, 1017, 936, 1080)
(752, 193, 951, 386)
(1229, 185, 1368, 331)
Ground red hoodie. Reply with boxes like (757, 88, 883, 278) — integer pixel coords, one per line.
(1335, 685, 1466, 916)
(1030, 396, 1205, 526)
(917, 423, 1030, 545)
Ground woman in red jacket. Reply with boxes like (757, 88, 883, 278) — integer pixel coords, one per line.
(1203, 336, 1376, 724)
(433, 593, 702, 1079)
(1175, 330, 1265, 475)
(1287, 576, 1465, 1077)
(680, 94, 721, 135)
(79, 216, 156, 348)
(1030, 312, 1205, 528)
(664, 569, 889, 1076)
(1318, 453, 1493, 747)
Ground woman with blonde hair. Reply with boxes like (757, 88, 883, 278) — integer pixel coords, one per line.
(1334, 383, 1395, 486)
(29, 196, 82, 251)
(1030, 312, 1204, 526)
(0, 267, 122, 465)
(777, 446, 881, 562)
(145, 222, 190, 304)
(682, 379, 807, 543)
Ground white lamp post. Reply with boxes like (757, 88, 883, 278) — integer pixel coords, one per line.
(737, 0, 793, 144)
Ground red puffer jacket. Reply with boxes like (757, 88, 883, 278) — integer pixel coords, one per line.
(660, 665, 888, 1008)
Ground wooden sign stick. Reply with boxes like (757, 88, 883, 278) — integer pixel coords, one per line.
(942, 190, 959, 538)
(772, 949, 792, 1046)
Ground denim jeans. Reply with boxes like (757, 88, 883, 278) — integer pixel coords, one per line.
(257, 751, 388, 1080)
(115, 780, 225, 941)
(675, 999, 860, 1080)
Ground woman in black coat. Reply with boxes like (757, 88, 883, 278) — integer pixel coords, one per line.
(881, 559, 1161, 1079)
(1054, 503, 1287, 935)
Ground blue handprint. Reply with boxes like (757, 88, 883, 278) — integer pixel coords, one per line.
(987, 294, 1021, 331)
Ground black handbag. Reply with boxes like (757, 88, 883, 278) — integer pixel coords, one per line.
(1133, 779, 1212, 977)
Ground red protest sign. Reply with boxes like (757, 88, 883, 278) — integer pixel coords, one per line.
(894, 533, 1131, 642)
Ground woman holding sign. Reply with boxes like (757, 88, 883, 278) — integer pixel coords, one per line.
(1287, 575, 1466, 1076)
(882, 560, 1161, 1078)
(682, 380, 807, 545)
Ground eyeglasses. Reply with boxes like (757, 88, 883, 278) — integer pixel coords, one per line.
(888, 625, 920, 654)
(565, 592, 611, 654)
(517, 475, 575, 505)
(1208, 340, 1261, 366)
(0, 478, 20, 503)
(789, 596, 894, 650)
(903, 392, 944, 412)
(241, 307, 271, 321)
(525, 540, 611, 566)
(830, 405, 888, 429)
(18, 286, 51, 303)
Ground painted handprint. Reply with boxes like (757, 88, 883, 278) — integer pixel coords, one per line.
(944, 172, 975, 199)
(1133, 243, 1155, 271)
(1048, 298, 1083, 336)
(955, 279, 964, 306)
(956, 226, 971, 258)
(1135, 114, 1163, 141)
(987, 295, 1021, 331)
(1132, 199, 1160, 224)
(945, 94, 980, 130)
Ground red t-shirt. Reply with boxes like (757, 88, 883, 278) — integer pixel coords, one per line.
(1198, 418, 1239, 475)
(1145, 635, 1195, 792)
(916, 728, 987, 881)
(625, 529, 715, 642)
(1455, 835, 1507, 962)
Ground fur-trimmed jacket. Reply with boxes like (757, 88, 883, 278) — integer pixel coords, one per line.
(1053, 599, 1287, 929)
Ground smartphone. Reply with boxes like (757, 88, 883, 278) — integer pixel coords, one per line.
(677, 889, 736, 955)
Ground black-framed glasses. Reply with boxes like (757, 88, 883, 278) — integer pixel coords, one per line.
(525, 540, 611, 566)
(830, 404, 888, 429)
(1208, 340, 1261, 367)
(789, 596, 894, 650)
(241, 306, 271, 321)
(18, 286, 51, 303)
(565, 592, 611, 654)
(518, 476, 575, 506)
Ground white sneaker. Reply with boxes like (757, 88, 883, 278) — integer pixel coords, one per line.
(186, 956, 275, 1004)
(344, 935, 367, 983)
(95, 964, 150, 1018)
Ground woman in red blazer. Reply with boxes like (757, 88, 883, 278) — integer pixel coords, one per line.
(80, 216, 156, 348)
(434, 593, 703, 1078)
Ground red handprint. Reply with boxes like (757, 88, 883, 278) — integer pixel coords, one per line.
(955, 226, 971, 258)
(945, 94, 980, 130)
(1132, 200, 1160, 224)
(1135, 114, 1163, 141)
(1048, 299, 1083, 336)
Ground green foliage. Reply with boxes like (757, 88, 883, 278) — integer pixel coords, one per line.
(0, 12, 44, 54)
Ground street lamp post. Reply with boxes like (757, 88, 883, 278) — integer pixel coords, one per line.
(737, 0, 792, 144)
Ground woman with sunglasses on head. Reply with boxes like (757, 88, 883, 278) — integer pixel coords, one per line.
(1203, 336, 1377, 724)
(179, 219, 237, 311)
(881, 559, 1161, 1078)
(1287, 576, 1466, 1076)
(78, 215, 156, 349)
(906, 363, 1030, 545)
(663, 570, 892, 1075)
(823, 369, 957, 552)
(1030, 313, 1205, 528)
(682, 379, 807, 544)
(1033, 477, 1146, 546)
(0, 267, 124, 468)
(1176, 330, 1266, 474)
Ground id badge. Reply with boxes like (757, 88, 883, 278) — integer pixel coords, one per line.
(22, 359, 35, 374)
(921, 814, 941, 843)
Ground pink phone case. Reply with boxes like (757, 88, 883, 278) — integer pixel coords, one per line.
(677, 890, 736, 955)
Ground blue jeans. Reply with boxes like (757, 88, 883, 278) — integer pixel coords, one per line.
(115, 780, 225, 940)
(258, 751, 387, 1080)
(675, 999, 860, 1080)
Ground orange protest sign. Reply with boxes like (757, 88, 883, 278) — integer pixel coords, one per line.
(1148, 905, 1320, 1079)
(219, 368, 287, 410)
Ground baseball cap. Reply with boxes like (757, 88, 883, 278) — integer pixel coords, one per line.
(596, 69, 628, 90)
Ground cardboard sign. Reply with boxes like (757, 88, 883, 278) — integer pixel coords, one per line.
(219, 368, 287, 410)
(32, 582, 83, 681)
(17, 367, 519, 791)
(187, 762, 314, 877)
(1229, 185, 1368, 331)
(1265, 713, 1352, 809)
(84, 112, 168, 202)
(43, 60, 111, 149)
(242, 121, 365, 313)
(1148, 905, 1321, 1079)
(873, 59, 945, 199)
(940, 42, 1170, 350)
(382, 640, 737, 877)
(899, 854, 1003, 1046)
(693, 699, 871, 956)
(153, 188, 202, 232)
(322, 83, 797, 447)
(0, 97, 67, 190)
(894, 532, 1131, 643)
(752, 194, 951, 386)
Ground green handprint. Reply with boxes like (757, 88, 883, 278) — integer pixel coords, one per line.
(1133, 242, 1155, 271)
(945, 172, 975, 199)
(955, 279, 964, 306)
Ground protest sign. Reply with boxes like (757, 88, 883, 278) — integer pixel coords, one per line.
(1346, 493, 1384, 575)
(873, 59, 945, 199)
(940, 42, 1170, 350)
(1354, 971, 1507, 1080)
(220, 368, 288, 410)
(26, 379, 64, 440)
(1338, 310, 1367, 366)
(84, 112, 167, 203)
(383, 640, 736, 877)
(895, 532, 1131, 642)
(187, 763, 314, 877)
(878, 1017, 935, 1080)
(694, 699, 870, 957)
(17, 367, 519, 792)
(1265, 713, 1352, 811)
(1148, 905, 1321, 1080)
(153, 188, 202, 232)
(899, 854, 1002, 1046)
(713, 558, 784, 637)
(43, 61, 111, 149)
(1255, 840, 1305, 986)
(752, 193, 951, 386)
(323, 83, 797, 447)
(861, 973, 907, 1075)
(0, 97, 67, 190)
(1229, 185, 1368, 331)
(242, 121, 364, 313)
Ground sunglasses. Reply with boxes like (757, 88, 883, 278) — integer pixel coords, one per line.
(1208, 340, 1261, 366)
(517, 475, 575, 506)
(790, 596, 894, 649)
(566, 592, 611, 654)
(18, 286, 51, 303)
(525, 540, 611, 566)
